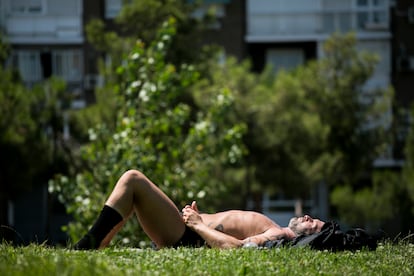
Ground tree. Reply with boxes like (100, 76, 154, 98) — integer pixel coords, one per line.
(191, 56, 330, 202)
(70, 0, 215, 144)
(315, 33, 393, 226)
(49, 19, 246, 246)
(204, 33, 391, 203)
(331, 84, 413, 232)
(307, 34, 392, 184)
(187, 33, 392, 217)
(85, 0, 213, 72)
(0, 33, 68, 227)
(206, 33, 394, 230)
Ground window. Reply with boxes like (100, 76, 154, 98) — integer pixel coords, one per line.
(10, 0, 43, 14)
(355, 0, 388, 30)
(105, 0, 122, 19)
(266, 49, 304, 74)
(191, 3, 226, 29)
(53, 50, 83, 82)
(11, 49, 83, 84)
(12, 51, 42, 83)
(47, 1, 79, 15)
(323, 12, 352, 33)
(357, 0, 368, 6)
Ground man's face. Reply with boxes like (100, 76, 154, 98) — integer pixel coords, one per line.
(289, 215, 325, 235)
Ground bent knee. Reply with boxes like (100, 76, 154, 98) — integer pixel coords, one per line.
(121, 169, 146, 183)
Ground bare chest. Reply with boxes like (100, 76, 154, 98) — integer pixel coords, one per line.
(200, 211, 277, 239)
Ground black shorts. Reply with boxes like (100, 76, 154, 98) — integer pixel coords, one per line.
(173, 226, 205, 248)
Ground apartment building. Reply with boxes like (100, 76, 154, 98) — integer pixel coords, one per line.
(1, 1, 411, 112)
(0, 0, 87, 108)
(247, 0, 391, 91)
(251, 0, 413, 167)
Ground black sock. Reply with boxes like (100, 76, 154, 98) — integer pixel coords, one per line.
(73, 205, 123, 250)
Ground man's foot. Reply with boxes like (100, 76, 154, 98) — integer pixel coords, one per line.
(71, 205, 123, 250)
(72, 234, 98, 250)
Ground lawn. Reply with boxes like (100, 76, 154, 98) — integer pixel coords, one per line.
(1, 242, 413, 275)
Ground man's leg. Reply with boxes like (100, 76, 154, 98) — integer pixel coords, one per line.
(74, 169, 186, 249)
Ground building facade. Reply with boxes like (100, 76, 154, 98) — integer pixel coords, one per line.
(1, 1, 411, 114)
(0, 0, 86, 108)
(247, 0, 391, 87)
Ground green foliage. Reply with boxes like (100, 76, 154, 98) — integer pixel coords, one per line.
(86, 0, 210, 68)
(209, 33, 394, 228)
(77, 0, 214, 145)
(0, 49, 68, 197)
(299, 33, 392, 184)
(400, 106, 414, 218)
(49, 18, 246, 246)
(331, 170, 401, 228)
(115, 0, 191, 43)
(0, 33, 9, 64)
(0, 35, 72, 233)
(204, 34, 391, 201)
(69, 85, 121, 143)
(305, 33, 394, 225)
(1, 243, 413, 275)
(194, 57, 331, 197)
(246, 68, 332, 196)
(186, 33, 392, 208)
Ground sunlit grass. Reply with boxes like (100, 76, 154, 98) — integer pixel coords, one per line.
(1, 241, 413, 275)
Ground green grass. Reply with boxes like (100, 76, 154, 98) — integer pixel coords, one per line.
(1, 242, 413, 275)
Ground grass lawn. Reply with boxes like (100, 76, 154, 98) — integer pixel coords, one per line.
(1, 242, 413, 275)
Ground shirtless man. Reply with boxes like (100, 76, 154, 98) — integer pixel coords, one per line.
(73, 169, 325, 250)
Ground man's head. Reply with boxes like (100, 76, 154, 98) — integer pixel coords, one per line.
(288, 215, 325, 236)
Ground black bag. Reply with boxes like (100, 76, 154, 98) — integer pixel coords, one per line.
(263, 221, 378, 251)
(291, 221, 378, 251)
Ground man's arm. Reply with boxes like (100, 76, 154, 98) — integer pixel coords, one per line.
(192, 223, 287, 248)
(190, 222, 244, 248)
(241, 228, 290, 246)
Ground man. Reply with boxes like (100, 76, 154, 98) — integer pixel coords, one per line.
(74, 169, 325, 250)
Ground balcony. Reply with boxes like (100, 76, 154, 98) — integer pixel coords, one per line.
(1, 0, 83, 44)
(5, 15, 83, 44)
(246, 0, 391, 42)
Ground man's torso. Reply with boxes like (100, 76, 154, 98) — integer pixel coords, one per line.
(200, 210, 281, 239)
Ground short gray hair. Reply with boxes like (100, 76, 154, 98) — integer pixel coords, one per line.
(288, 217, 309, 236)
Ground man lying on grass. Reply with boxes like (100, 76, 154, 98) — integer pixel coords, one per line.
(74, 169, 325, 250)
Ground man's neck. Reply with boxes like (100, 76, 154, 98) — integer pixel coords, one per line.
(282, 227, 297, 240)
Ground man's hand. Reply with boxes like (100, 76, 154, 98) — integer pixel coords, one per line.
(182, 201, 202, 229)
(190, 201, 199, 212)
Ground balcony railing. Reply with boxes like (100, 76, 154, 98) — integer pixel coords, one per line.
(5, 15, 83, 44)
(247, 9, 390, 41)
